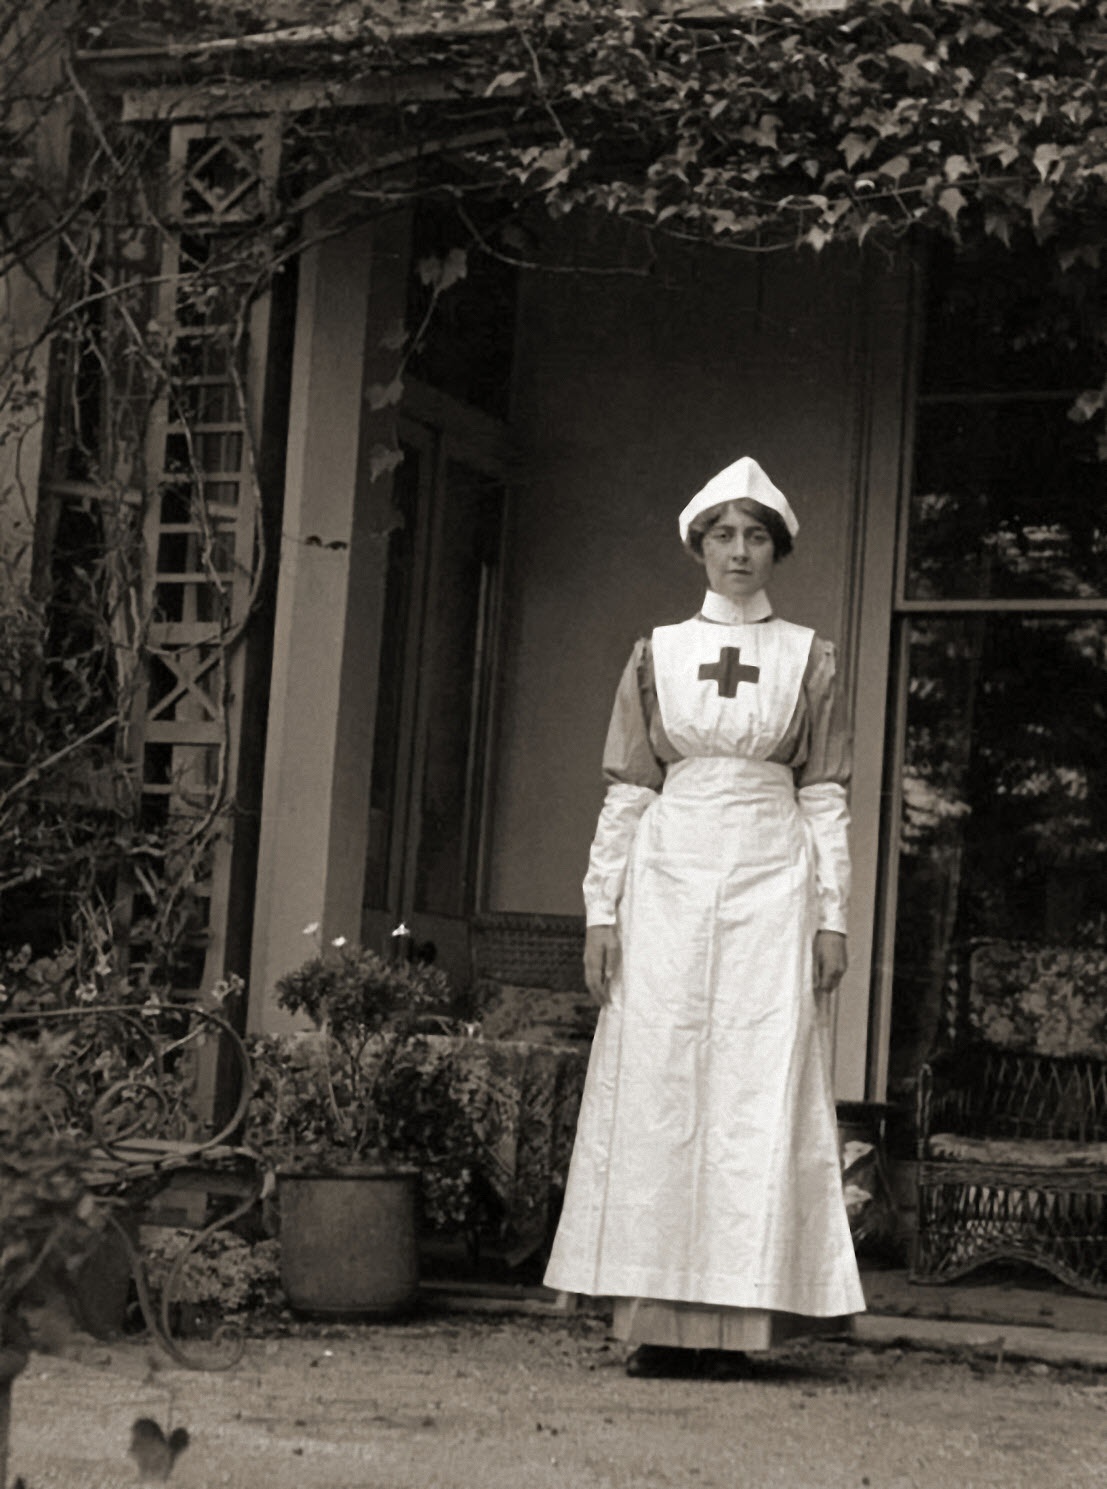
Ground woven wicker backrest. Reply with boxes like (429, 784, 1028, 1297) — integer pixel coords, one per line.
(965, 1047, 1107, 1142)
(469, 912, 587, 993)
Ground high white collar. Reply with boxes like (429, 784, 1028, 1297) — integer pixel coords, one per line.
(699, 588, 773, 625)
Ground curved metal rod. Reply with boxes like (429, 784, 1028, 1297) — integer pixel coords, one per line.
(105, 1186, 258, 1371)
(91, 1078, 173, 1152)
(0, 1003, 254, 1154)
(154, 1177, 264, 1370)
(3, 1002, 264, 1370)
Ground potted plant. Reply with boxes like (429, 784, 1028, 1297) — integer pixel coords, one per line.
(0, 1027, 105, 1485)
(250, 932, 482, 1315)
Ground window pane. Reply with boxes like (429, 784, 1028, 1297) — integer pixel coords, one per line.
(413, 463, 503, 919)
(906, 400, 1107, 599)
(405, 202, 517, 419)
(889, 617, 1107, 1093)
(921, 237, 1106, 397)
(364, 443, 421, 911)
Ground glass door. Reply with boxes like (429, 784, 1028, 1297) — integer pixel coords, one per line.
(874, 237, 1107, 1102)
(362, 384, 510, 984)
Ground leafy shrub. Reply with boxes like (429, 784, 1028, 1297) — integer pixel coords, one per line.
(0, 1030, 104, 1345)
(141, 1228, 281, 1316)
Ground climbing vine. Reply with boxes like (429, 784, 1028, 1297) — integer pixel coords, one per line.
(4, 0, 1107, 985)
(67, 0, 1107, 255)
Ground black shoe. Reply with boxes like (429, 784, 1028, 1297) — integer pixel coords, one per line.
(625, 1344, 702, 1378)
(697, 1348, 751, 1381)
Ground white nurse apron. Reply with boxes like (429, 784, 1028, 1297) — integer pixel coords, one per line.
(544, 615, 864, 1319)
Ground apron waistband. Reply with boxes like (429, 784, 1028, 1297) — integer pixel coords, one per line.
(662, 756, 793, 801)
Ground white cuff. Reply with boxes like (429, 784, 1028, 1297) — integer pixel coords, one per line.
(797, 780, 851, 935)
(582, 782, 657, 923)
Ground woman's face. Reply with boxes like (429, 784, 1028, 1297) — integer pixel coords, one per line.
(698, 502, 776, 599)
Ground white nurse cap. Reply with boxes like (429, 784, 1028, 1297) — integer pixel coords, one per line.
(678, 456, 800, 543)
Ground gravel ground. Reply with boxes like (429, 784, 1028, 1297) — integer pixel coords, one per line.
(9, 1309, 1107, 1489)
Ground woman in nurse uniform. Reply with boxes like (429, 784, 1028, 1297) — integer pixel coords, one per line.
(544, 456, 865, 1378)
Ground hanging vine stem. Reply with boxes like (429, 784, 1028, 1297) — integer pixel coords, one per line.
(512, 21, 572, 146)
(0, 715, 120, 814)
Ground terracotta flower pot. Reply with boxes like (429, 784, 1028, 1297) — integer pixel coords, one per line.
(0, 1343, 29, 1489)
(278, 1165, 420, 1316)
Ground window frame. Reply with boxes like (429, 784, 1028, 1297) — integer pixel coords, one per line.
(870, 249, 1107, 1100)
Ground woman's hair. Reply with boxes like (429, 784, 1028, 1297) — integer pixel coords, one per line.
(684, 498, 794, 562)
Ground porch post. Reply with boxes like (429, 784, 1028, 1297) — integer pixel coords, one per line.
(248, 213, 405, 1031)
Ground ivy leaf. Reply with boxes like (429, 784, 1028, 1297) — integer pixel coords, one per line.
(1027, 182, 1053, 226)
(1033, 143, 1063, 181)
(839, 133, 872, 169)
(880, 155, 911, 182)
(369, 445, 404, 483)
(367, 378, 404, 412)
(887, 43, 932, 72)
(938, 187, 967, 222)
(944, 155, 971, 182)
(805, 225, 829, 252)
(1068, 388, 1104, 424)
(417, 248, 468, 294)
(985, 212, 1012, 246)
(484, 71, 526, 97)
(823, 197, 854, 227)
(755, 114, 781, 149)
(1060, 244, 1101, 270)
(438, 247, 469, 292)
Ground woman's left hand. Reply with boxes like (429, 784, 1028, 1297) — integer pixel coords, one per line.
(813, 930, 848, 997)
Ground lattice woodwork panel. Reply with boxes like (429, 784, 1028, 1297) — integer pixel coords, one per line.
(124, 117, 280, 996)
(167, 125, 278, 226)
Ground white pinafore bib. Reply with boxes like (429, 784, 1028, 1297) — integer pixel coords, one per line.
(651, 613, 814, 760)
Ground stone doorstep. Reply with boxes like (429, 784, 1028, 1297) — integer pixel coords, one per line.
(419, 1280, 578, 1316)
(854, 1313, 1107, 1369)
(858, 1266, 1107, 1338)
(420, 1270, 1107, 1370)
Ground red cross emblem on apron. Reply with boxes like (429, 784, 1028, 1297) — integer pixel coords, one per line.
(698, 646, 761, 698)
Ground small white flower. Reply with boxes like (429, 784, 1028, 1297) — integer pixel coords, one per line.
(302, 921, 320, 936)
(331, 936, 348, 948)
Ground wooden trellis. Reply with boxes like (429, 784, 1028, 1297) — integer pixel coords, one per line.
(122, 117, 281, 996)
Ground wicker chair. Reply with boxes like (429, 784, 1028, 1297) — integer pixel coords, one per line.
(911, 940, 1107, 1297)
(467, 912, 594, 1043)
(469, 912, 587, 993)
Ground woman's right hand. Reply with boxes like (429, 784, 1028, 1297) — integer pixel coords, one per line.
(584, 924, 621, 1005)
